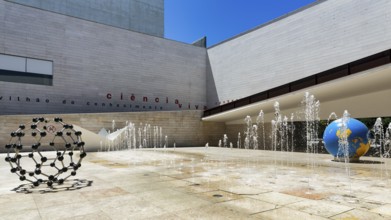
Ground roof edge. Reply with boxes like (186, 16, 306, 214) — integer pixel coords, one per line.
(208, 0, 328, 49)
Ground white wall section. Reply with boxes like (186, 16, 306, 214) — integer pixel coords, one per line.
(207, 0, 391, 108)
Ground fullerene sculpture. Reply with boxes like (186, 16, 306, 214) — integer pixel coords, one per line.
(4, 117, 86, 187)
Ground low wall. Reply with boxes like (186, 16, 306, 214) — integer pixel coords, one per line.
(0, 110, 225, 152)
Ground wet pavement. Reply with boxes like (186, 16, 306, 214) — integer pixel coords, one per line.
(1, 147, 390, 219)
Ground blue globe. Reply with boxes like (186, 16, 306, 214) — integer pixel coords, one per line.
(323, 118, 370, 160)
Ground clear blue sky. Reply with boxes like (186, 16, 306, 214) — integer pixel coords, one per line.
(165, 0, 317, 47)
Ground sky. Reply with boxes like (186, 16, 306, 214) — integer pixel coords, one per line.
(165, 0, 317, 47)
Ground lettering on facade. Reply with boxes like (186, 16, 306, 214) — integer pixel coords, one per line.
(105, 93, 207, 110)
(0, 92, 208, 113)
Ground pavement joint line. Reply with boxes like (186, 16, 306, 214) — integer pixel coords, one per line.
(327, 207, 356, 218)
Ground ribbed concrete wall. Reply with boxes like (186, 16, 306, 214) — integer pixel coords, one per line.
(207, 0, 391, 108)
(0, 111, 225, 152)
(0, 1, 207, 115)
(5, 0, 164, 37)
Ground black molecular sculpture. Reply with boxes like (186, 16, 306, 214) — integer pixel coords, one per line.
(4, 117, 86, 187)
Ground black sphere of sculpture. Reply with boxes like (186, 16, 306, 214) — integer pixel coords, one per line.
(4, 117, 86, 187)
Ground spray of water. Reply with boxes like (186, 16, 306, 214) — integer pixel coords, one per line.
(256, 111, 265, 150)
(99, 121, 166, 151)
(271, 102, 283, 177)
(302, 92, 321, 190)
(237, 132, 241, 149)
(164, 135, 168, 148)
(244, 116, 252, 149)
(304, 92, 320, 171)
(337, 110, 352, 193)
(252, 125, 258, 150)
(223, 134, 228, 148)
(371, 118, 390, 180)
(112, 120, 116, 132)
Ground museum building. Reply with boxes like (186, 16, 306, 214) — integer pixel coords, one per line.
(1, 0, 391, 147)
(1, 0, 391, 116)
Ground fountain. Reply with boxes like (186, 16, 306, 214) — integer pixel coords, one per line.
(244, 116, 252, 149)
(94, 121, 167, 152)
(290, 113, 295, 153)
(385, 123, 391, 158)
(138, 127, 142, 148)
(159, 127, 163, 148)
(372, 118, 385, 157)
(339, 111, 351, 163)
(237, 132, 241, 149)
(257, 110, 266, 150)
(3, 91, 391, 215)
(244, 136, 249, 150)
(235, 91, 386, 191)
(164, 135, 168, 148)
(252, 125, 258, 150)
(223, 134, 228, 148)
(370, 118, 391, 179)
(303, 92, 321, 169)
(271, 102, 282, 153)
(270, 102, 282, 177)
(112, 120, 116, 132)
(338, 111, 353, 193)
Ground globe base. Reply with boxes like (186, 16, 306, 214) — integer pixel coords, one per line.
(332, 157, 360, 163)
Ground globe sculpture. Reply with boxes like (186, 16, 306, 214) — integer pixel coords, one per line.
(4, 117, 86, 187)
(323, 118, 370, 162)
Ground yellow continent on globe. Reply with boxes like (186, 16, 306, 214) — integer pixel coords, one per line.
(336, 129, 352, 138)
(355, 138, 370, 158)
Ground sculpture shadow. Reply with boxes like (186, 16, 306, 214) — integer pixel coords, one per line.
(12, 178, 93, 194)
(356, 159, 384, 164)
(332, 159, 384, 164)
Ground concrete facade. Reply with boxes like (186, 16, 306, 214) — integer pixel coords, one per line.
(2, 0, 391, 115)
(5, 0, 164, 37)
(207, 0, 391, 108)
(0, 0, 207, 115)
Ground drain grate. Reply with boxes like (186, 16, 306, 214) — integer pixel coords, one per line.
(213, 194, 223, 198)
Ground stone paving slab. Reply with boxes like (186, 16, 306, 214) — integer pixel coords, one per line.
(173, 204, 260, 220)
(0, 209, 41, 220)
(215, 197, 277, 214)
(331, 209, 387, 220)
(286, 199, 354, 218)
(365, 193, 391, 204)
(249, 191, 305, 206)
(253, 207, 329, 220)
(370, 204, 391, 217)
(39, 201, 98, 220)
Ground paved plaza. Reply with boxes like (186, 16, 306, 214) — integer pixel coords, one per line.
(1, 147, 390, 219)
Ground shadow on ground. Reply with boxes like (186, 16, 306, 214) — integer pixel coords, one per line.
(12, 179, 93, 194)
